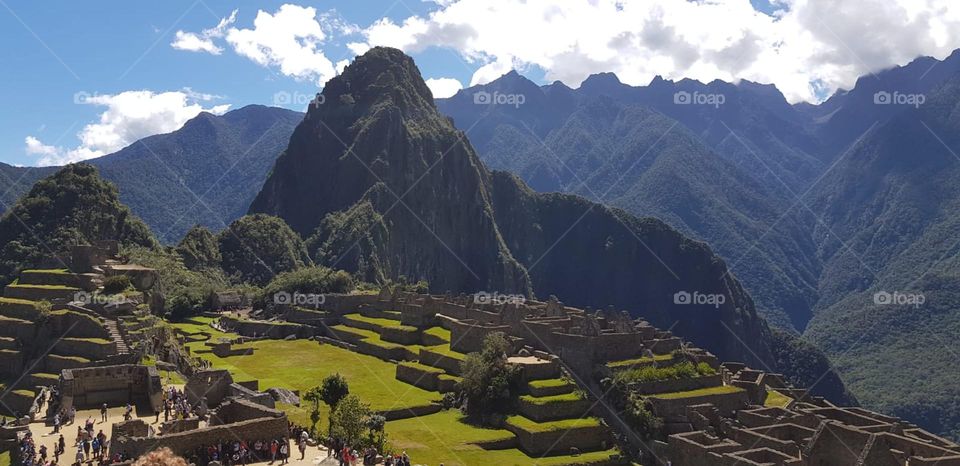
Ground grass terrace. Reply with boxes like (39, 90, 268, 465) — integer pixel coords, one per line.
(650, 385, 744, 400)
(423, 326, 451, 342)
(389, 411, 615, 465)
(344, 313, 417, 331)
(519, 392, 583, 406)
(605, 353, 675, 370)
(764, 390, 792, 408)
(505, 415, 602, 433)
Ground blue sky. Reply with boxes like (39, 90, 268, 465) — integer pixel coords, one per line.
(0, 1, 474, 166)
(2, 0, 959, 167)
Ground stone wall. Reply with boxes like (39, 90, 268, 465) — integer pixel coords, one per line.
(628, 375, 723, 396)
(649, 389, 750, 420)
(184, 369, 234, 407)
(111, 415, 289, 459)
(220, 316, 313, 339)
(53, 338, 117, 360)
(60, 364, 162, 412)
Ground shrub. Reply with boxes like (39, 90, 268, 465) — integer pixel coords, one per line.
(624, 396, 663, 439)
(613, 361, 715, 388)
(102, 275, 131, 295)
(329, 394, 370, 446)
(460, 332, 521, 422)
(320, 373, 350, 412)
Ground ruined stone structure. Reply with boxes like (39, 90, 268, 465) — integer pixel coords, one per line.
(281, 288, 960, 465)
(110, 398, 289, 460)
(59, 364, 163, 413)
(0, 241, 158, 418)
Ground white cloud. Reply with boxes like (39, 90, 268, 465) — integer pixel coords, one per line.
(26, 90, 230, 166)
(173, 5, 341, 86)
(24, 136, 59, 157)
(359, 0, 960, 103)
(425, 77, 464, 98)
(171, 10, 238, 55)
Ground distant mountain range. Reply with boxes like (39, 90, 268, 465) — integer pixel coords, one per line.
(2, 45, 959, 437)
(249, 46, 851, 405)
(438, 49, 960, 438)
(0, 105, 302, 243)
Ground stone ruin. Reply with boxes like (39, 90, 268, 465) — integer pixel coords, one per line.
(277, 289, 960, 466)
(59, 364, 164, 414)
(109, 369, 289, 460)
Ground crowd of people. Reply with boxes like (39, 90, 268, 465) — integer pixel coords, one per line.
(180, 437, 293, 466)
(325, 436, 412, 466)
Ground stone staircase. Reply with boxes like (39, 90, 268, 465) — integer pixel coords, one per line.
(104, 319, 129, 354)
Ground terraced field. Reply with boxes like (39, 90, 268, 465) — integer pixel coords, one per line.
(170, 311, 620, 465)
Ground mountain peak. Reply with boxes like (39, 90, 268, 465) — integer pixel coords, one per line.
(311, 46, 436, 121)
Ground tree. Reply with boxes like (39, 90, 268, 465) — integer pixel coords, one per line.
(320, 373, 350, 412)
(624, 395, 663, 439)
(459, 332, 521, 421)
(218, 214, 312, 286)
(303, 386, 324, 435)
(176, 225, 222, 271)
(365, 414, 387, 450)
(329, 394, 370, 446)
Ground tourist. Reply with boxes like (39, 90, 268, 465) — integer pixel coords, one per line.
(297, 435, 306, 460)
(53, 412, 61, 433)
(278, 441, 289, 465)
(269, 439, 278, 463)
(100, 403, 108, 423)
(74, 445, 84, 466)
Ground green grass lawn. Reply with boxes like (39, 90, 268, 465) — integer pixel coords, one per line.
(187, 338, 439, 413)
(387, 410, 614, 465)
(650, 385, 744, 399)
(505, 415, 601, 433)
(423, 326, 451, 342)
(605, 353, 674, 369)
(520, 392, 582, 404)
(764, 390, 792, 408)
(529, 379, 572, 390)
(344, 313, 416, 331)
(0, 450, 10, 466)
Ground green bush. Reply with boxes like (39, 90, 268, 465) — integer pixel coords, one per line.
(460, 332, 522, 422)
(102, 275, 131, 295)
(613, 362, 715, 388)
(624, 395, 663, 439)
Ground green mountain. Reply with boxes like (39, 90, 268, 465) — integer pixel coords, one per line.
(439, 81, 821, 331)
(0, 105, 302, 244)
(803, 74, 960, 439)
(0, 163, 157, 284)
(250, 47, 852, 403)
(0, 162, 55, 211)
